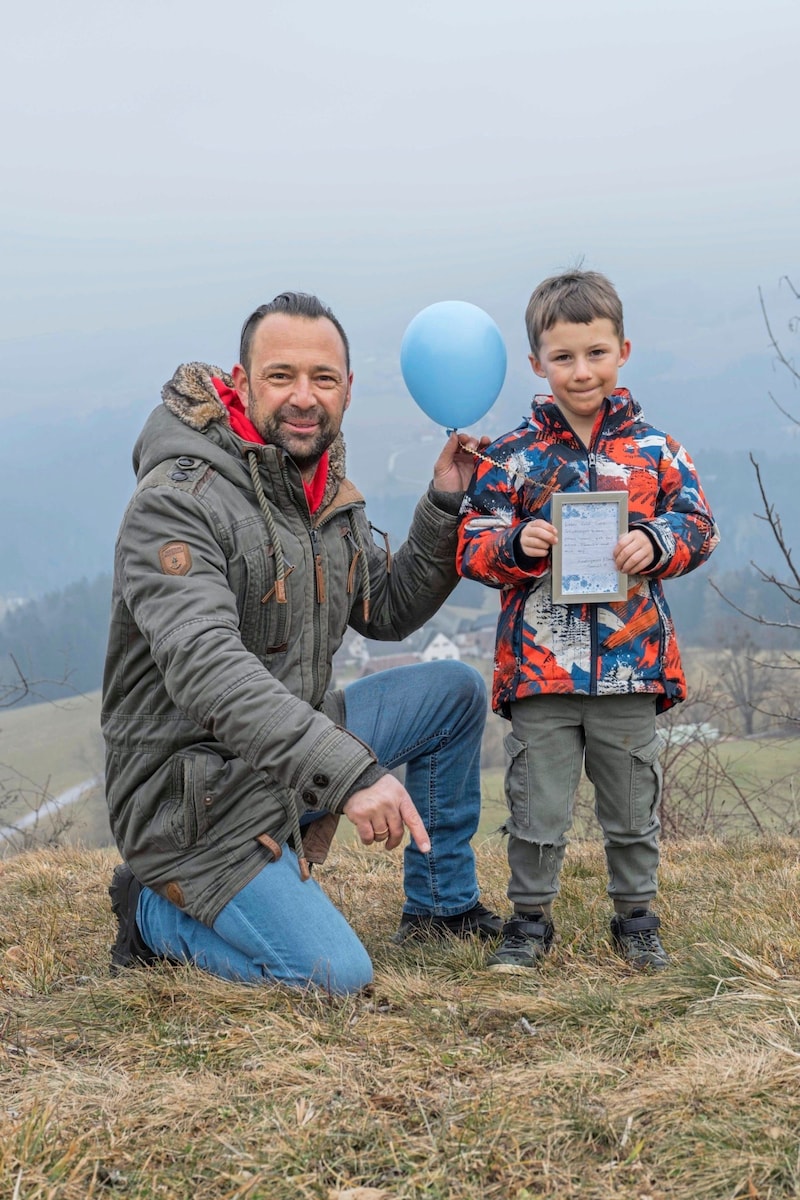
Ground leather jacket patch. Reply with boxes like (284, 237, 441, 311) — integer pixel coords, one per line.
(159, 541, 193, 576)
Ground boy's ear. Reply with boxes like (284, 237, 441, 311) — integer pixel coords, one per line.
(618, 339, 632, 367)
(528, 353, 548, 379)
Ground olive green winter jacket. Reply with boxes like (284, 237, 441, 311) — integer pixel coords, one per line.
(102, 363, 463, 925)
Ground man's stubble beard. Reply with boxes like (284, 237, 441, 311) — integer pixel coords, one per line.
(252, 404, 339, 472)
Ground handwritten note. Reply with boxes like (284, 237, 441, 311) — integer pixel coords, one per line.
(550, 492, 628, 603)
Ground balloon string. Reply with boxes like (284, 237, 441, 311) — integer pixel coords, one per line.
(450, 432, 537, 487)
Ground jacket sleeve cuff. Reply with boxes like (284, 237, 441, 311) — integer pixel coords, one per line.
(631, 522, 667, 572)
(427, 485, 464, 516)
(339, 762, 389, 808)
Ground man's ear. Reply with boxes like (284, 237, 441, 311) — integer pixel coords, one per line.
(231, 364, 250, 410)
(528, 353, 547, 379)
(344, 371, 353, 412)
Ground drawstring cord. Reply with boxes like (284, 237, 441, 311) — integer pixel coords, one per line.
(347, 511, 372, 624)
(246, 448, 308, 877)
(247, 451, 288, 604)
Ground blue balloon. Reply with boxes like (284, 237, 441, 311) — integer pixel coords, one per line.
(400, 300, 507, 429)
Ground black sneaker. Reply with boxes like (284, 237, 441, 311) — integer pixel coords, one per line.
(610, 908, 669, 970)
(109, 863, 164, 974)
(486, 914, 555, 973)
(392, 902, 503, 945)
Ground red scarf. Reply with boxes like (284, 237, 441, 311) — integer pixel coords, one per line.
(211, 376, 329, 514)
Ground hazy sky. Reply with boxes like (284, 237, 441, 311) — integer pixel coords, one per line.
(2, 0, 799, 432)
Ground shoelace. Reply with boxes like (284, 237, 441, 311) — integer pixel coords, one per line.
(628, 927, 662, 952)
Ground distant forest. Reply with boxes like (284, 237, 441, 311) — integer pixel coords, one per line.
(0, 560, 791, 710)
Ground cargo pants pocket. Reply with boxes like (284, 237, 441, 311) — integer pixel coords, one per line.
(504, 732, 531, 831)
(628, 732, 665, 832)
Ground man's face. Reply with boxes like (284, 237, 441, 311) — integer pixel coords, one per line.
(232, 313, 352, 477)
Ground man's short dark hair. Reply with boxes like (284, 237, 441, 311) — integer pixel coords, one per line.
(239, 292, 351, 375)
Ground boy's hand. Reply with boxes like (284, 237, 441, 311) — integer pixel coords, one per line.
(519, 518, 559, 559)
(614, 529, 656, 574)
(432, 432, 491, 493)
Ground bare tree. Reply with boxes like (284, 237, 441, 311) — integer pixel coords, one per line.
(709, 277, 799, 728)
(717, 631, 775, 736)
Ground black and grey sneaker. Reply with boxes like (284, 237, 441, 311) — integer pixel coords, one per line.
(610, 908, 669, 970)
(109, 863, 163, 975)
(486, 914, 555, 973)
(393, 902, 503, 945)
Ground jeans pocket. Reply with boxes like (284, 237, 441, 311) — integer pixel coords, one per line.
(504, 732, 531, 829)
(628, 732, 665, 831)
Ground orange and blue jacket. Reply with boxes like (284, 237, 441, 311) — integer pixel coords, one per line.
(457, 389, 719, 716)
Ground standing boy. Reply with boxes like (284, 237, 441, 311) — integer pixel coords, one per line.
(457, 270, 718, 972)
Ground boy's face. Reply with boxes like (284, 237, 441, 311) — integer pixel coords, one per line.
(529, 318, 631, 435)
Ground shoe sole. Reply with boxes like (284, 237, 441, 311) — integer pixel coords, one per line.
(486, 960, 543, 974)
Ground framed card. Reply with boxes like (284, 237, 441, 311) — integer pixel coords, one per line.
(551, 491, 629, 604)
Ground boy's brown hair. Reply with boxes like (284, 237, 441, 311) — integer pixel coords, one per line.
(525, 270, 625, 355)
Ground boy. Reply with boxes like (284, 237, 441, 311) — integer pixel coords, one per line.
(457, 270, 718, 972)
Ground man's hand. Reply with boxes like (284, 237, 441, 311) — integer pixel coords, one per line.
(614, 529, 656, 575)
(342, 775, 430, 853)
(432, 432, 491, 494)
(519, 518, 559, 559)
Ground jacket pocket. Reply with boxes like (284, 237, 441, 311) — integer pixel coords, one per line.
(169, 749, 222, 850)
(237, 544, 291, 658)
(503, 732, 531, 829)
(628, 732, 665, 831)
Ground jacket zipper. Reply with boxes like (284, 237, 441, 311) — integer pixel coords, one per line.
(310, 527, 326, 603)
(585, 430, 603, 697)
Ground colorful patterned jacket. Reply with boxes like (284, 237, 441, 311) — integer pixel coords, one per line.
(457, 389, 719, 716)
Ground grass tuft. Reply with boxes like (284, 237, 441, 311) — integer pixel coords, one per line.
(1, 837, 799, 1197)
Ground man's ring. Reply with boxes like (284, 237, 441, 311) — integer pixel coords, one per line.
(373, 827, 390, 840)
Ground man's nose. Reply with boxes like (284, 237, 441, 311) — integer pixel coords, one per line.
(292, 376, 316, 407)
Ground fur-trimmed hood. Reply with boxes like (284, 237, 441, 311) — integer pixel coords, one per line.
(132, 361, 348, 514)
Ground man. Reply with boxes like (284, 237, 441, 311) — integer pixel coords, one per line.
(103, 291, 500, 994)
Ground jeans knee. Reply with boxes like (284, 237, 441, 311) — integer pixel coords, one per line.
(443, 660, 487, 715)
(324, 944, 374, 995)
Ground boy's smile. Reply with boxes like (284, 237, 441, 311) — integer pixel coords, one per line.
(529, 318, 631, 443)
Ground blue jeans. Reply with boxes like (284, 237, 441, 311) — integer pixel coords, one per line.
(136, 660, 487, 993)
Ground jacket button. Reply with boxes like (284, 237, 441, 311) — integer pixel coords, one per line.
(170, 470, 189, 481)
(312, 773, 329, 787)
(302, 791, 318, 806)
(176, 456, 196, 468)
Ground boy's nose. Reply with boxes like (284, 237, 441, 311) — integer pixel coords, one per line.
(573, 358, 592, 380)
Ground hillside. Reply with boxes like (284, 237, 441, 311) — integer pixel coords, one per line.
(0, 691, 110, 851)
(1, 838, 799, 1198)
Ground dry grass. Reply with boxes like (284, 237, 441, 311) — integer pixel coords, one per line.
(1, 838, 800, 1199)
